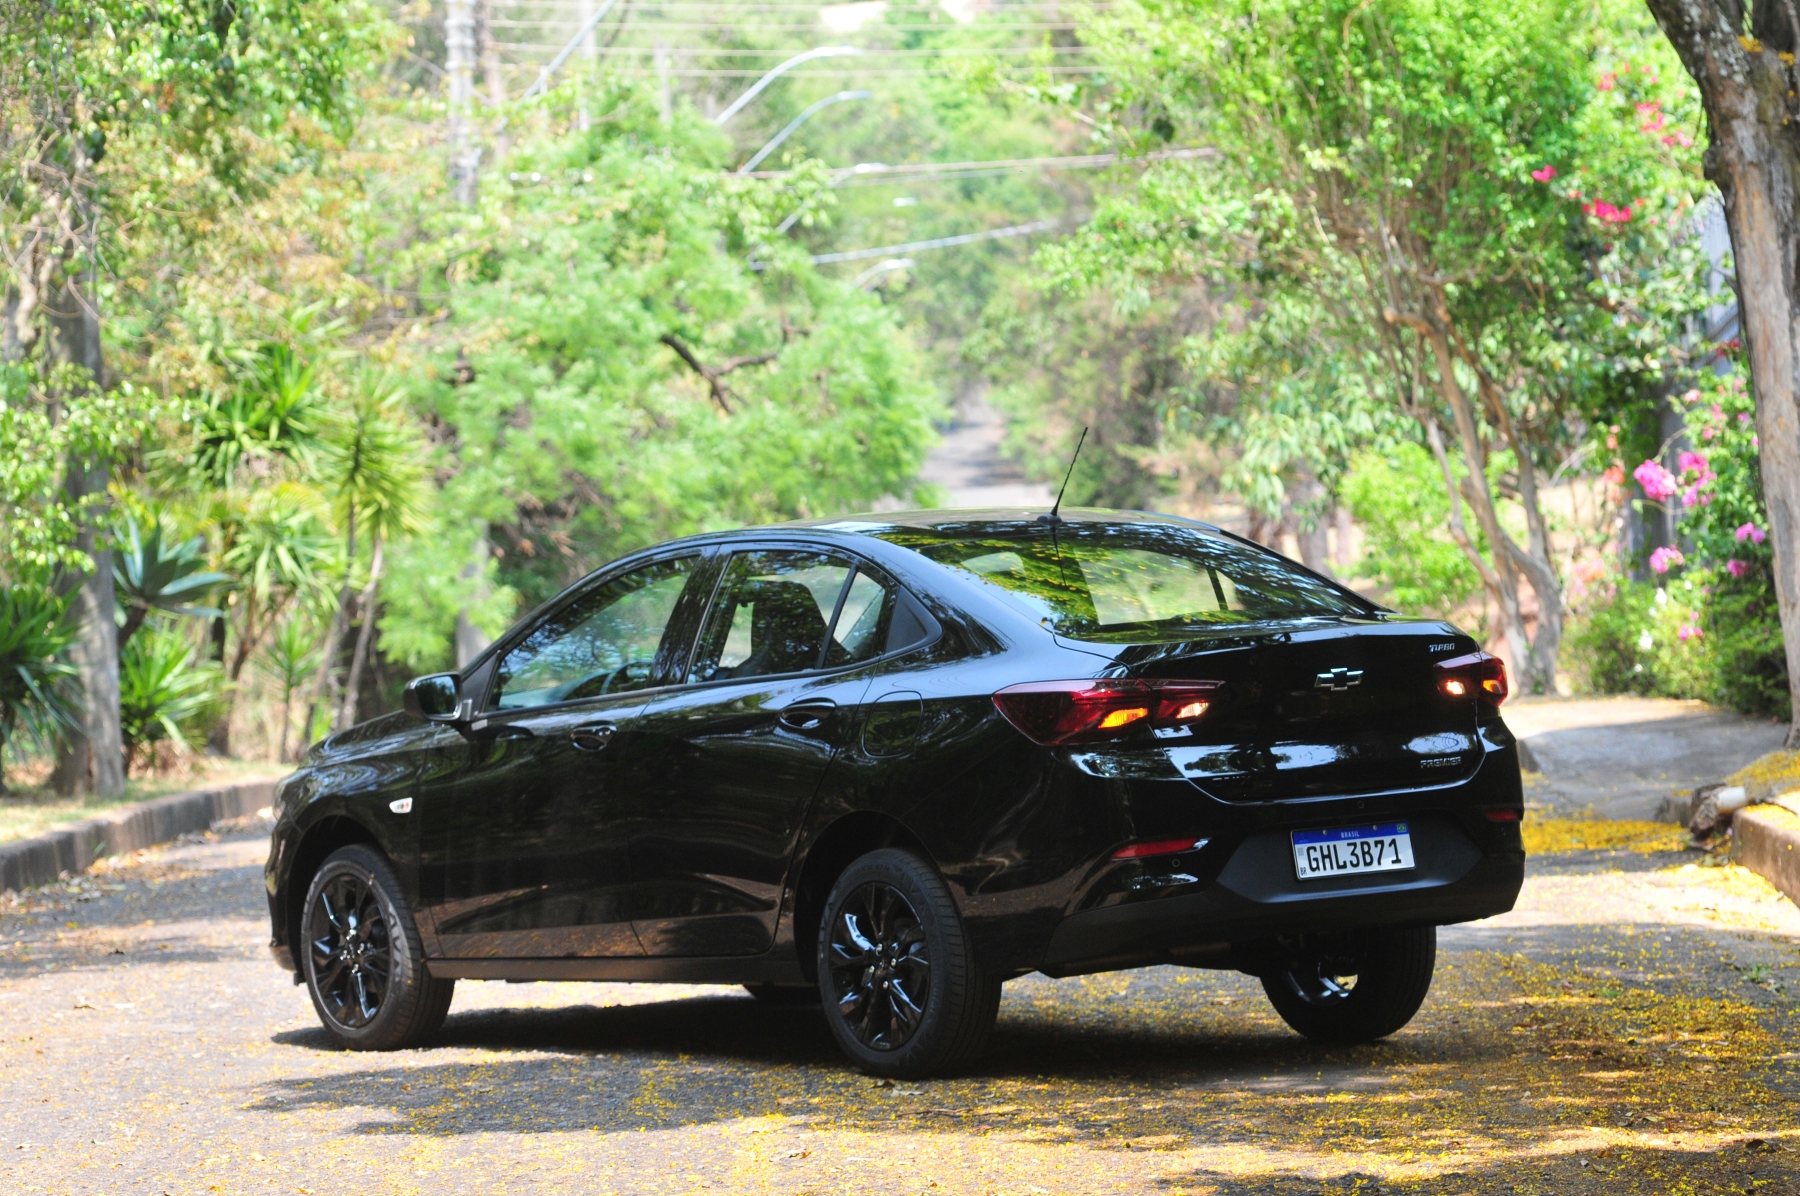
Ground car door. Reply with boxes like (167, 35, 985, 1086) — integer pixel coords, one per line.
(415, 551, 711, 960)
(626, 546, 910, 957)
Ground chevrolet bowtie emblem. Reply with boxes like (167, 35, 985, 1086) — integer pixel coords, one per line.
(1315, 667, 1364, 691)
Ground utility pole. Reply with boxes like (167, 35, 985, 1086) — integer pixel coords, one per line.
(449, 0, 492, 668)
(446, 0, 478, 206)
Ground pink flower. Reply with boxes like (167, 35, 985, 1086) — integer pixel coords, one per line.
(1650, 546, 1685, 574)
(1739, 412, 1753, 425)
(1634, 459, 1678, 501)
(1662, 131, 1693, 148)
(1736, 522, 1767, 544)
(1531, 164, 1558, 182)
(1678, 623, 1702, 642)
(1702, 427, 1715, 440)
(1601, 463, 1625, 486)
(1678, 450, 1708, 475)
(1727, 559, 1749, 578)
(1587, 200, 1634, 224)
(1598, 71, 1617, 91)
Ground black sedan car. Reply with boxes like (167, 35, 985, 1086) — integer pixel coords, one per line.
(265, 508, 1524, 1076)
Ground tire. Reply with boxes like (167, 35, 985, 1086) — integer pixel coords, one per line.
(816, 847, 1001, 1078)
(302, 844, 455, 1051)
(744, 984, 821, 1006)
(1260, 926, 1436, 1045)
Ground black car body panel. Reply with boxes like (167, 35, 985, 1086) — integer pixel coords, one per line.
(265, 508, 1524, 989)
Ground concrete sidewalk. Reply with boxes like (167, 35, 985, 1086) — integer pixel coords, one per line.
(1505, 695, 1786, 820)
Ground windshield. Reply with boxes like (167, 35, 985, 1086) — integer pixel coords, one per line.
(877, 520, 1371, 641)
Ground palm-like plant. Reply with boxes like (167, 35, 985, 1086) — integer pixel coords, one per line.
(305, 376, 432, 733)
(256, 613, 321, 763)
(0, 586, 78, 794)
(113, 513, 230, 648)
(118, 624, 224, 776)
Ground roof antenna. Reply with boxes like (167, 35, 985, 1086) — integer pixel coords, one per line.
(1038, 426, 1088, 527)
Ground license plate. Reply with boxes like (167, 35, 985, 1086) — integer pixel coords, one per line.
(1291, 822, 1415, 881)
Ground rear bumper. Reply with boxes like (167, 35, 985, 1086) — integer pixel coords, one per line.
(1038, 818, 1523, 976)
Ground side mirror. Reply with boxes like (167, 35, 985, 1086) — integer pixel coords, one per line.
(404, 673, 468, 723)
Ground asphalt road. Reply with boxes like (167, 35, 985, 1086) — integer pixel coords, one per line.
(2, 819, 1798, 1196)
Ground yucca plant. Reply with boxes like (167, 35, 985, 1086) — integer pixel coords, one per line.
(113, 512, 229, 648)
(0, 586, 78, 794)
(118, 624, 225, 776)
(256, 613, 321, 763)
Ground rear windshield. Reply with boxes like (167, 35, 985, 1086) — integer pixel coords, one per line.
(876, 520, 1371, 641)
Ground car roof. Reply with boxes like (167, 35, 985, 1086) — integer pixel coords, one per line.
(747, 506, 1218, 537)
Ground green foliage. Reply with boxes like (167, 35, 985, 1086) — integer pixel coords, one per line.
(112, 512, 229, 648)
(1341, 444, 1485, 624)
(1567, 568, 1789, 720)
(427, 78, 940, 611)
(0, 586, 78, 791)
(118, 624, 225, 774)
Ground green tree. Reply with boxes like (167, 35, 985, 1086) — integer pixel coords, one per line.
(1041, 0, 1709, 689)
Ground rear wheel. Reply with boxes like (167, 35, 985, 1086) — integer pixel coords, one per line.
(302, 845, 454, 1050)
(817, 848, 1000, 1078)
(1260, 927, 1436, 1044)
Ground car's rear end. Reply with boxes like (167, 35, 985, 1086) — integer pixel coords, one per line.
(875, 510, 1524, 1042)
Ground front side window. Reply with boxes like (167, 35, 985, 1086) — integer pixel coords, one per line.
(688, 550, 858, 683)
(877, 521, 1370, 642)
(491, 556, 698, 709)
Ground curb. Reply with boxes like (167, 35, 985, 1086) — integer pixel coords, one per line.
(1737, 804, 1800, 907)
(0, 777, 281, 893)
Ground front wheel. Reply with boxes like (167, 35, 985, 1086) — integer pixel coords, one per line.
(302, 844, 454, 1050)
(817, 848, 1001, 1078)
(1260, 926, 1436, 1045)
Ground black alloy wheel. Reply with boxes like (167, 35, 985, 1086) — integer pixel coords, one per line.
(308, 870, 391, 1029)
(816, 848, 1001, 1078)
(827, 882, 932, 1050)
(301, 844, 455, 1050)
(1260, 926, 1437, 1045)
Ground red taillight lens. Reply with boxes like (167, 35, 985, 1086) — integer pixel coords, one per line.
(1435, 652, 1508, 705)
(1112, 837, 1208, 859)
(993, 679, 1223, 746)
(1483, 808, 1521, 822)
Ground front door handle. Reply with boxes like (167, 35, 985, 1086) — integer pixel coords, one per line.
(570, 723, 616, 752)
(778, 699, 837, 735)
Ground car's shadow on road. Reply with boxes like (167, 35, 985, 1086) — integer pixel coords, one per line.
(262, 990, 1462, 1136)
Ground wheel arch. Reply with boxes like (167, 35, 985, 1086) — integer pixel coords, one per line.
(283, 815, 383, 976)
(790, 811, 934, 983)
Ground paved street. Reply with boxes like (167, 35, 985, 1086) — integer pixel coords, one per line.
(2, 816, 1797, 1195)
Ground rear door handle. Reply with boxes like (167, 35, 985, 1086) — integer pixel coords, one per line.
(778, 699, 837, 734)
(570, 723, 616, 752)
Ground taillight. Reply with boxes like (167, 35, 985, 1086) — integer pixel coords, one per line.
(1112, 837, 1208, 859)
(1435, 652, 1507, 705)
(992, 679, 1223, 746)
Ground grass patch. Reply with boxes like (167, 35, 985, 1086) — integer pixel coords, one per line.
(1522, 817, 1690, 855)
(0, 757, 281, 843)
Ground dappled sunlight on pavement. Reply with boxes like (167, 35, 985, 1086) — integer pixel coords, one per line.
(0, 825, 1796, 1194)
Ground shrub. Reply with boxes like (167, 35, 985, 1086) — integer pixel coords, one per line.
(118, 624, 225, 776)
(0, 586, 77, 793)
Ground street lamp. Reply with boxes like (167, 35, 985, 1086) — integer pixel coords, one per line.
(521, 0, 625, 101)
(715, 46, 864, 126)
(738, 90, 873, 173)
(852, 257, 915, 289)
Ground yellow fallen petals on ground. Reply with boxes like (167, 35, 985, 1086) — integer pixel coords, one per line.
(1522, 817, 1689, 855)
(1725, 748, 1800, 801)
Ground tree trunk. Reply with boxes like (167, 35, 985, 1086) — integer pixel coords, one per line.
(48, 275, 124, 798)
(454, 533, 493, 668)
(446, 0, 478, 207)
(338, 537, 385, 729)
(1645, 0, 1800, 744)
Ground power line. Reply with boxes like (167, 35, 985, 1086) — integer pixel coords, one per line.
(745, 146, 1214, 181)
(809, 219, 1058, 264)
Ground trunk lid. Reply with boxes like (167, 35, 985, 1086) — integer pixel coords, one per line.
(1090, 618, 1484, 801)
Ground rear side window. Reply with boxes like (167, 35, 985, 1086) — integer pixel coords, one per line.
(879, 521, 1367, 642)
(687, 550, 934, 683)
